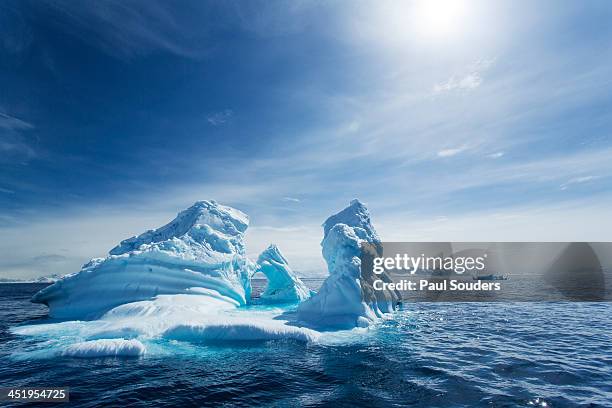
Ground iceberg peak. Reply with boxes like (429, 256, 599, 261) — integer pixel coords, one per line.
(256, 244, 312, 303)
(322, 199, 379, 244)
(110, 200, 249, 256)
(258, 244, 287, 265)
(32, 200, 253, 319)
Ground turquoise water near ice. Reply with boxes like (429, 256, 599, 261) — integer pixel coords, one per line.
(1, 282, 611, 407)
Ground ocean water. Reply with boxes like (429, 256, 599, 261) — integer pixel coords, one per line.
(1, 281, 611, 407)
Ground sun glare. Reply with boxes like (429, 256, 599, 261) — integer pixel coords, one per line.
(413, 0, 469, 40)
(376, 0, 472, 48)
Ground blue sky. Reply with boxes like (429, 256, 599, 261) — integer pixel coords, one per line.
(1, 0, 612, 278)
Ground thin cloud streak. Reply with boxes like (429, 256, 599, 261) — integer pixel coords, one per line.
(0, 112, 34, 130)
(437, 147, 467, 157)
(206, 109, 233, 126)
(0, 111, 37, 162)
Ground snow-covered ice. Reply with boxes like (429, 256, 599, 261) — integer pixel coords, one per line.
(61, 339, 146, 358)
(32, 200, 254, 319)
(163, 320, 319, 343)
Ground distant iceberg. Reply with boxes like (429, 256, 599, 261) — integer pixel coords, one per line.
(256, 244, 313, 303)
(35, 274, 61, 283)
(297, 199, 400, 328)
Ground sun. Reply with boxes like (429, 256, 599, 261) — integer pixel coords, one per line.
(374, 0, 472, 48)
(413, 0, 469, 40)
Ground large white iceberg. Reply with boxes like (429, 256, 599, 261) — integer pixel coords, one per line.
(297, 200, 400, 328)
(256, 244, 313, 303)
(32, 200, 254, 319)
(20, 199, 396, 359)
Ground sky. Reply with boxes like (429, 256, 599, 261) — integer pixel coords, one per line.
(1, 0, 612, 279)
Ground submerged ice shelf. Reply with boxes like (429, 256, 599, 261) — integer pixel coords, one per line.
(19, 199, 397, 358)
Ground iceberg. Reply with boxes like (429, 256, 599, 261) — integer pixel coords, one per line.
(20, 198, 398, 359)
(297, 200, 400, 328)
(25, 200, 317, 356)
(256, 244, 313, 303)
(32, 200, 254, 319)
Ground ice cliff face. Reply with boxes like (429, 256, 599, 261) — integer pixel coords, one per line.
(297, 199, 400, 328)
(32, 200, 254, 319)
(256, 244, 312, 303)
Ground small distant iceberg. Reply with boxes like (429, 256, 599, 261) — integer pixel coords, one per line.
(35, 274, 61, 283)
(473, 274, 508, 281)
(256, 244, 313, 303)
(297, 199, 400, 329)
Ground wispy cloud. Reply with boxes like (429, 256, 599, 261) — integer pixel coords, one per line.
(437, 146, 467, 157)
(0, 112, 34, 130)
(24, 0, 209, 59)
(283, 196, 301, 203)
(15, 1, 329, 60)
(434, 72, 482, 93)
(393, 149, 612, 205)
(0, 111, 36, 162)
(487, 152, 505, 159)
(376, 198, 612, 243)
(206, 109, 233, 126)
(560, 175, 599, 190)
(433, 58, 495, 94)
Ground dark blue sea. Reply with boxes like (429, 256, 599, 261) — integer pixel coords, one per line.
(1, 281, 611, 407)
